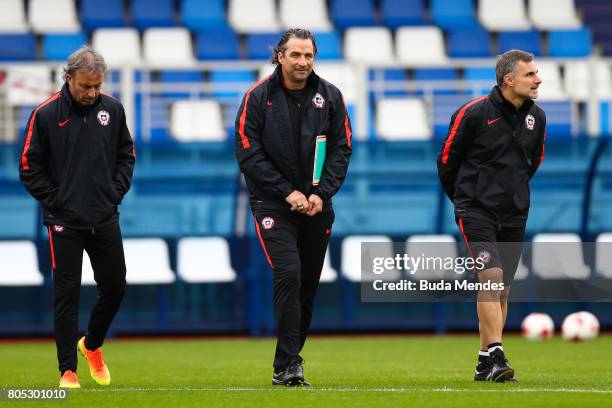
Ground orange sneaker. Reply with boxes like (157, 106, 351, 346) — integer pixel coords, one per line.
(77, 337, 111, 385)
(59, 370, 80, 388)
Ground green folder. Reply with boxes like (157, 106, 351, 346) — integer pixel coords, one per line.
(312, 135, 326, 186)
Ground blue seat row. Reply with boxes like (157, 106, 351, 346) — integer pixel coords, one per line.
(0, 27, 592, 62)
(330, 0, 477, 31)
(0, 30, 346, 61)
(81, 0, 227, 32)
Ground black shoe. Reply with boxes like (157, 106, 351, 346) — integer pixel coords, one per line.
(474, 355, 492, 381)
(272, 361, 309, 386)
(486, 349, 515, 383)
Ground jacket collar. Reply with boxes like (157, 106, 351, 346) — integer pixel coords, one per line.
(490, 85, 534, 115)
(61, 82, 101, 115)
(490, 86, 535, 131)
(269, 64, 320, 94)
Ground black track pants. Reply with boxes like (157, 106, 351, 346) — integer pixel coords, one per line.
(252, 208, 334, 372)
(47, 222, 127, 374)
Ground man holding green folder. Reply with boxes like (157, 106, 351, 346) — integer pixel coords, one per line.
(235, 28, 352, 386)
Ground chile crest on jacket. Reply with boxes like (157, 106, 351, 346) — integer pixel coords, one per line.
(97, 110, 110, 126)
(312, 93, 325, 108)
(525, 114, 535, 130)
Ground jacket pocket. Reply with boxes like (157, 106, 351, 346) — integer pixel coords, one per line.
(110, 185, 121, 205)
(475, 164, 507, 208)
(50, 183, 68, 210)
(511, 172, 530, 211)
(99, 183, 120, 207)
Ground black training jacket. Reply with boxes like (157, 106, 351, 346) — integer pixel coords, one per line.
(235, 65, 352, 210)
(437, 86, 546, 225)
(19, 83, 135, 230)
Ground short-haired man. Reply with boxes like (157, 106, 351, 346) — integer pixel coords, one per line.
(235, 28, 352, 386)
(19, 46, 135, 388)
(437, 49, 546, 382)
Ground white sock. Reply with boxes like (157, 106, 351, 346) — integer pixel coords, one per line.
(478, 350, 490, 357)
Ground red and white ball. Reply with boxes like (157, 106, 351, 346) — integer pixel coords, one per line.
(561, 311, 600, 341)
(521, 312, 555, 340)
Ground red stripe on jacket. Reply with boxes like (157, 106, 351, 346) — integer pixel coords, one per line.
(537, 129, 546, 170)
(238, 77, 270, 149)
(21, 92, 61, 171)
(342, 96, 352, 148)
(441, 95, 489, 165)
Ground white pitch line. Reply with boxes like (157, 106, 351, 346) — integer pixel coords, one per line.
(74, 387, 612, 394)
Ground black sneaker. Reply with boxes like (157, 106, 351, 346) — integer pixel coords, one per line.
(272, 361, 309, 386)
(486, 349, 515, 383)
(474, 354, 492, 381)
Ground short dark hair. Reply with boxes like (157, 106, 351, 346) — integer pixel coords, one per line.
(270, 28, 318, 65)
(495, 49, 535, 88)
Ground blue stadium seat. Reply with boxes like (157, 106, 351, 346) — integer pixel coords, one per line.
(548, 29, 592, 57)
(413, 68, 459, 95)
(0, 197, 37, 239)
(149, 98, 173, 143)
(330, 0, 376, 29)
(132, 0, 175, 30)
(464, 66, 496, 95)
(414, 68, 458, 81)
(369, 69, 408, 99)
(0, 34, 36, 61)
(246, 33, 282, 60)
(498, 30, 542, 56)
(537, 101, 574, 139)
(447, 28, 492, 57)
(431, 0, 479, 31)
(369, 69, 407, 81)
(160, 70, 203, 82)
(381, 0, 425, 28)
(43, 33, 87, 61)
(80, 0, 125, 30)
(196, 30, 240, 60)
(210, 70, 256, 101)
(314, 31, 342, 60)
(431, 94, 473, 138)
(181, 0, 226, 32)
(159, 70, 204, 98)
(464, 66, 496, 81)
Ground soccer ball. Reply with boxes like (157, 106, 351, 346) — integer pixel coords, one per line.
(521, 312, 555, 340)
(561, 311, 600, 341)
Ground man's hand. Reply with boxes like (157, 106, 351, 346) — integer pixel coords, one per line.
(285, 190, 309, 213)
(305, 194, 323, 216)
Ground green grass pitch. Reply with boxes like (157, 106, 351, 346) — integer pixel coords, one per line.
(1, 335, 611, 407)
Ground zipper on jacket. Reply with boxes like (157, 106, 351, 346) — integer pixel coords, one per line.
(91, 227, 95, 235)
